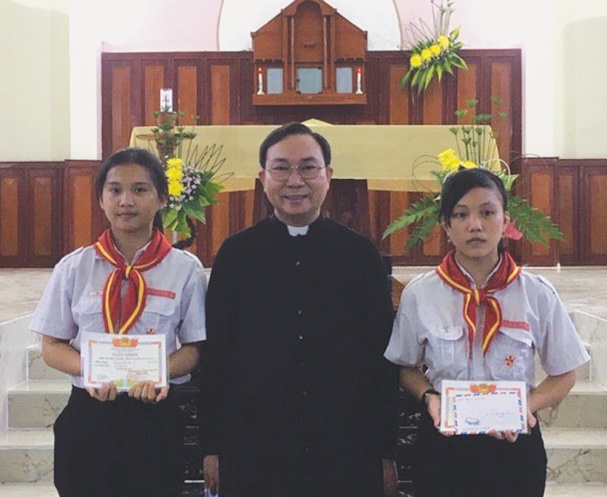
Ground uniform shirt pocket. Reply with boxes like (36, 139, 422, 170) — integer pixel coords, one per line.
(138, 296, 178, 335)
(487, 327, 534, 381)
(426, 326, 468, 377)
(73, 294, 105, 334)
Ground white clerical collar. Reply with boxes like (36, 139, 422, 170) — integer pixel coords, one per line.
(287, 225, 309, 237)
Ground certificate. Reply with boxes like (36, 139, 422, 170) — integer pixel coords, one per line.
(440, 380, 528, 435)
(81, 332, 167, 391)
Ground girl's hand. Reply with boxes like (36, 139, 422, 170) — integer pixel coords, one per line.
(488, 409, 537, 443)
(86, 382, 118, 402)
(128, 380, 170, 403)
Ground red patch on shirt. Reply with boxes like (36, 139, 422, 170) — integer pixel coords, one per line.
(501, 319, 530, 331)
(147, 288, 176, 299)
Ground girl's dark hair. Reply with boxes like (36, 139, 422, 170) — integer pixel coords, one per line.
(439, 168, 509, 251)
(95, 147, 168, 231)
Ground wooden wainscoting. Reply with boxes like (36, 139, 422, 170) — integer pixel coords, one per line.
(0, 162, 64, 267)
(2, 158, 607, 267)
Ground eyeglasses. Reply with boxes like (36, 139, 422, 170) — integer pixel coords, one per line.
(266, 163, 325, 181)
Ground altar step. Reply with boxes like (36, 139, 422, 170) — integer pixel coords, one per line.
(1, 483, 607, 497)
(2, 344, 607, 491)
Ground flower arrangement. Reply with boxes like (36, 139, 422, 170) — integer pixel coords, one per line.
(149, 108, 229, 245)
(383, 98, 563, 250)
(151, 106, 197, 160)
(402, 0, 467, 94)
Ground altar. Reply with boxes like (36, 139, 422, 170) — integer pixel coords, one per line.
(129, 121, 497, 193)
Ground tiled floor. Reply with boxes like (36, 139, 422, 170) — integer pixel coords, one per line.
(2, 265, 607, 324)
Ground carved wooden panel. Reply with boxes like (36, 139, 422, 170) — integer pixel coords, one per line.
(210, 65, 231, 125)
(63, 160, 106, 253)
(583, 165, 607, 264)
(31, 174, 53, 257)
(110, 65, 134, 151)
(177, 65, 198, 125)
(556, 164, 579, 265)
(0, 163, 63, 267)
(388, 64, 409, 124)
(144, 64, 166, 124)
(0, 167, 20, 258)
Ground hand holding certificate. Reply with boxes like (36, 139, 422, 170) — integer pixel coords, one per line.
(81, 332, 168, 391)
(440, 380, 528, 435)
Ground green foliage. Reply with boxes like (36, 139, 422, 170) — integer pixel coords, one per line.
(149, 109, 230, 239)
(161, 143, 229, 238)
(508, 196, 563, 245)
(382, 98, 564, 251)
(402, 2, 467, 95)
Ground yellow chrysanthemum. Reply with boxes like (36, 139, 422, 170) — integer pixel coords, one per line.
(437, 35, 450, 50)
(168, 179, 183, 197)
(165, 167, 182, 181)
(410, 54, 423, 68)
(460, 160, 477, 169)
(421, 48, 433, 62)
(166, 158, 183, 169)
(430, 44, 441, 57)
(437, 148, 460, 172)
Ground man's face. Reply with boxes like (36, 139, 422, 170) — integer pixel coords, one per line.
(259, 133, 333, 227)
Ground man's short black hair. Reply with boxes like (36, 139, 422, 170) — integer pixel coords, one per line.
(259, 122, 332, 168)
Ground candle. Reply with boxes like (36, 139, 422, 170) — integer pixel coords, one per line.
(355, 67, 363, 94)
(257, 67, 265, 95)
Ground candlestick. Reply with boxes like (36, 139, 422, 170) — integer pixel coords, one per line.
(257, 68, 265, 95)
(355, 67, 363, 94)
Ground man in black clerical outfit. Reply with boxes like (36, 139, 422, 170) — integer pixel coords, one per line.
(199, 122, 399, 497)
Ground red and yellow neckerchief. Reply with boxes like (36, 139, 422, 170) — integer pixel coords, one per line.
(94, 229, 172, 334)
(436, 250, 521, 356)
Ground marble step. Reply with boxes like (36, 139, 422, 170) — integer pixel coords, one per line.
(26, 344, 68, 381)
(544, 428, 607, 484)
(0, 483, 606, 497)
(538, 380, 607, 429)
(0, 485, 57, 497)
(7, 381, 70, 429)
(544, 482, 607, 496)
(0, 430, 53, 484)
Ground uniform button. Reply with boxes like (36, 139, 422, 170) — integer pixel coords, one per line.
(295, 260, 301, 266)
(298, 335, 304, 340)
(297, 309, 303, 315)
(302, 390, 308, 397)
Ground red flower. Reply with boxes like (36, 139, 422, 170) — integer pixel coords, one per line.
(504, 220, 523, 240)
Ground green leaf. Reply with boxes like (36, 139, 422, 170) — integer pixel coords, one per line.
(509, 196, 564, 246)
(162, 208, 179, 229)
(436, 64, 444, 81)
(383, 196, 439, 240)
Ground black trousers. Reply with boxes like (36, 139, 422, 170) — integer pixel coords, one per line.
(53, 387, 185, 497)
(218, 446, 384, 497)
(412, 410, 547, 497)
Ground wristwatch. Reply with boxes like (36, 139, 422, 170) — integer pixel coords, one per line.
(420, 387, 440, 405)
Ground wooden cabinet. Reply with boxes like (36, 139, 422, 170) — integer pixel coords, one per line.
(251, 0, 368, 106)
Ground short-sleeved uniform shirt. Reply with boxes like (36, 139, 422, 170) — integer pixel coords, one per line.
(385, 267, 589, 392)
(29, 244, 207, 388)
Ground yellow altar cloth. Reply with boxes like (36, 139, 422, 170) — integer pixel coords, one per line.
(130, 123, 497, 192)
